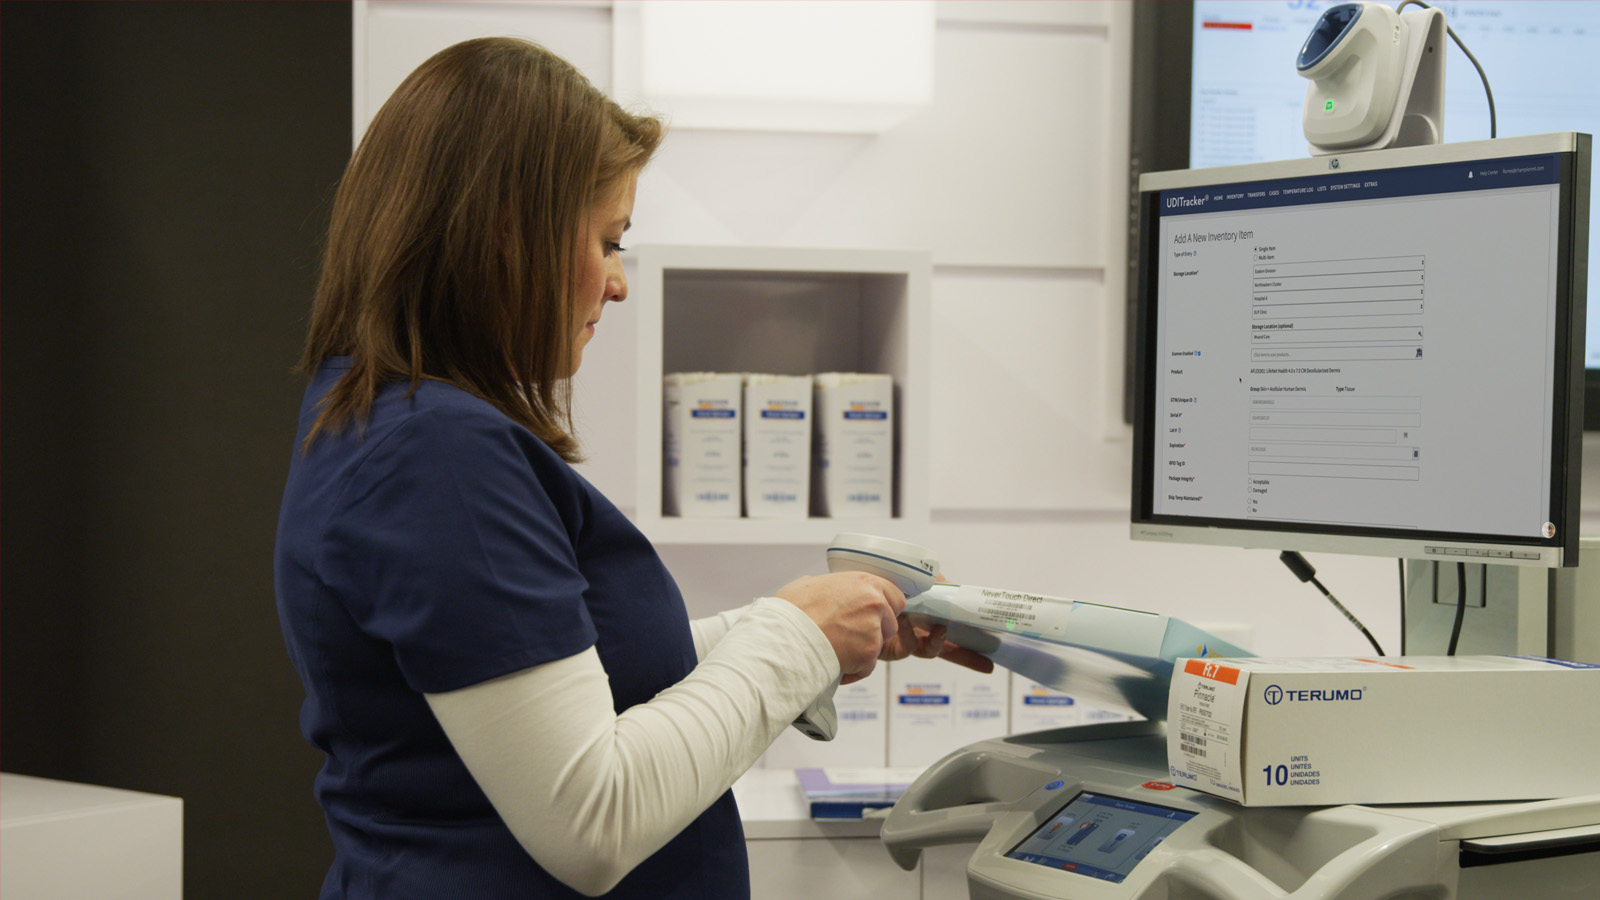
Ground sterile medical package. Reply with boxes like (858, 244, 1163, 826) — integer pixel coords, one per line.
(811, 373, 894, 518)
(887, 655, 1009, 768)
(663, 372, 742, 517)
(902, 584, 1252, 721)
(1166, 655, 1600, 806)
(742, 374, 812, 519)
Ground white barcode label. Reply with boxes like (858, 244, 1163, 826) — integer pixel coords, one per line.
(1180, 731, 1209, 757)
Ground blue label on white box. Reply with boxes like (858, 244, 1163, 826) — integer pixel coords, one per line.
(691, 408, 736, 418)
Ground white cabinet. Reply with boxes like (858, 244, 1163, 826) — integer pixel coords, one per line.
(735, 768, 922, 900)
(734, 768, 976, 900)
(1, 774, 183, 900)
(748, 837, 922, 900)
(633, 244, 931, 544)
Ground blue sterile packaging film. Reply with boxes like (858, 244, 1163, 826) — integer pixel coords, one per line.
(902, 583, 1253, 720)
(796, 767, 922, 819)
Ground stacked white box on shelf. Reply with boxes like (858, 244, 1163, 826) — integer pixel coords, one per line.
(761, 667, 889, 770)
(1010, 679, 1080, 734)
(742, 374, 812, 519)
(663, 373, 742, 517)
(812, 372, 894, 518)
(955, 661, 1009, 738)
(886, 657, 1009, 768)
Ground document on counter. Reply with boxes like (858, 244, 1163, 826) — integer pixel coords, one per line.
(796, 767, 923, 819)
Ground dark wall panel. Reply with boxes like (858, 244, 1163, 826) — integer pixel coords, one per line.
(2, 2, 352, 895)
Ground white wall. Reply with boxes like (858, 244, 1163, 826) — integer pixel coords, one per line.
(356, 0, 1600, 669)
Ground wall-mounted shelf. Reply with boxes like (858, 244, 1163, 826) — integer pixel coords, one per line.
(633, 244, 931, 545)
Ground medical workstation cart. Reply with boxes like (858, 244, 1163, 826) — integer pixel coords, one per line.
(882, 719, 1599, 900)
(871, 560, 1600, 900)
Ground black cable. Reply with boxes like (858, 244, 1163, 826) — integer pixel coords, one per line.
(1397, 558, 1407, 654)
(1279, 551, 1387, 656)
(1397, 0, 1497, 138)
(1446, 560, 1468, 655)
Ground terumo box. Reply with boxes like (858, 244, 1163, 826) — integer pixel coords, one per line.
(663, 372, 742, 517)
(1167, 655, 1600, 806)
(812, 373, 894, 518)
(742, 374, 812, 519)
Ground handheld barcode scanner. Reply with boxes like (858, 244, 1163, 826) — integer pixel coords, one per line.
(792, 534, 940, 740)
(794, 534, 956, 740)
(825, 532, 941, 597)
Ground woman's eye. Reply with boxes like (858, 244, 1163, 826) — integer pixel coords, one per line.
(604, 241, 627, 257)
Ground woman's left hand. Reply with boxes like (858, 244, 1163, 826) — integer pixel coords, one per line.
(878, 617, 994, 674)
(878, 572, 992, 673)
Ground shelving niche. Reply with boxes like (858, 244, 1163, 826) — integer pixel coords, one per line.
(633, 244, 931, 545)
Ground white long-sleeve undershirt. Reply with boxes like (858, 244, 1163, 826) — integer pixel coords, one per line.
(687, 602, 752, 661)
(424, 597, 836, 897)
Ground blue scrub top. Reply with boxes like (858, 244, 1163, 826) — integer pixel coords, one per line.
(274, 359, 749, 899)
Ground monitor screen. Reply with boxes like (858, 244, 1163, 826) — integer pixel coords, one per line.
(1129, 1, 1600, 424)
(1130, 133, 1588, 565)
(1005, 791, 1197, 883)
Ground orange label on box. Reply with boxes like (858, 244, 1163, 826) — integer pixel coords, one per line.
(1184, 659, 1240, 685)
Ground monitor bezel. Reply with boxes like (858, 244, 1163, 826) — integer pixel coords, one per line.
(1130, 132, 1589, 567)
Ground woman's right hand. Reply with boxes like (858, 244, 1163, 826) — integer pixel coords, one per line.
(775, 572, 905, 683)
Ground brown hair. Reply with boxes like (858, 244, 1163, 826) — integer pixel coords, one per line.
(299, 37, 662, 460)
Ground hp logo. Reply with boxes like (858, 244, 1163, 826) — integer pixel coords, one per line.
(1264, 685, 1284, 705)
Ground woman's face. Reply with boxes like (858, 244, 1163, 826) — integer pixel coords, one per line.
(571, 171, 638, 375)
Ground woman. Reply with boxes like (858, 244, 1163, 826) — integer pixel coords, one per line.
(275, 37, 984, 900)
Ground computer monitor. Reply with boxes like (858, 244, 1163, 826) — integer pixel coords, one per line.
(1130, 132, 1589, 566)
(1128, 0, 1600, 425)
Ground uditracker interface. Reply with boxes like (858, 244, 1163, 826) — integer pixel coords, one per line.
(1153, 155, 1562, 538)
